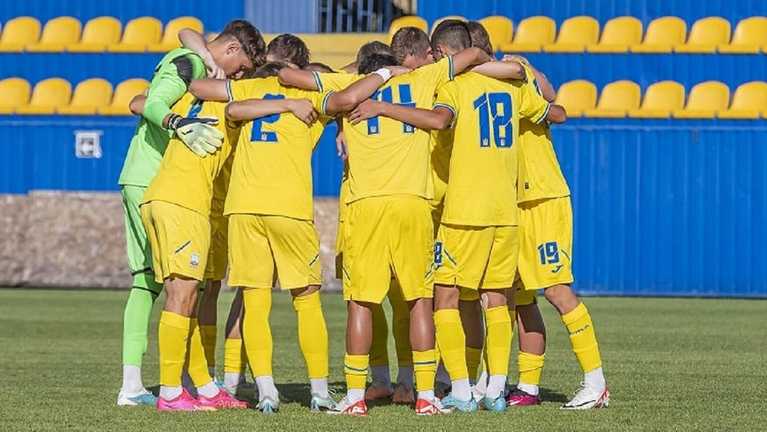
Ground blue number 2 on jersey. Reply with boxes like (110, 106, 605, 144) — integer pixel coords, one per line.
(366, 84, 415, 135)
(251, 93, 285, 143)
(473, 92, 513, 148)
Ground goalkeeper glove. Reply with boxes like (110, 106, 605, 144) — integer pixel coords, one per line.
(167, 113, 224, 157)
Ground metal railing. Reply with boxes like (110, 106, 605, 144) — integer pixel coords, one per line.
(319, 0, 414, 32)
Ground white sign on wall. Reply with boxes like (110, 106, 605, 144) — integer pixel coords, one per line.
(74, 130, 103, 159)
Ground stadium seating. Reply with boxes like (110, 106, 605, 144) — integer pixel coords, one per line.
(97, 78, 150, 115)
(719, 17, 767, 54)
(0, 16, 41, 52)
(675, 17, 730, 53)
(148, 16, 203, 53)
(543, 16, 599, 53)
(15, 78, 71, 114)
(0, 78, 31, 114)
(58, 78, 113, 115)
(584, 80, 641, 118)
(630, 16, 687, 53)
(388, 15, 428, 41)
(501, 16, 556, 52)
(672, 81, 729, 118)
(628, 81, 686, 118)
(478, 16, 513, 52)
(107, 17, 163, 52)
(554, 80, 597, 117)
(26, 16, 81, 52)
(586, 16, 643, 53)
(68, 16, 122, 52)
(718, 81, 767, 119)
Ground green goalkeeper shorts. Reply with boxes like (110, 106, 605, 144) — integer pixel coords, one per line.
(121, 185, 163, 294)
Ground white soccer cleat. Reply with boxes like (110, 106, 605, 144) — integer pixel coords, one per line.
(117, 389, 157, 406)
(561, 383, 610, 410)
(327, 396, 368, 416)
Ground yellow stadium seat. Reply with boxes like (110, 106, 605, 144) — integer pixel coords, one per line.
(58, 78, 113, 115)
(0, 78, 31, 114)
(15, 78, 72, 115)
(543, 16, 599, 53)
(554, 80, 597, 118)
(26, 16, 82, 52)
(673, 81, 729, 119)
(0, 16, 41, 52)
(98, 79, 150, 115)
(628, 81, 686, 118)
(108, 17, 162, 52)
(717, 81, 767, 119)
(587, 16, 642, 53)
(148, 16, 203, 53)
(718, 17, 767, 54)
(675, 17, 731, 53)
(388, 15, 428, 41)
(630, 16, 687, 53)
(501, 16, 556, 52)
(68, 16, 122, 52)
(479, 16, 513, 52)
(431, 15, 467, 34)
(584, 80, 641, 118)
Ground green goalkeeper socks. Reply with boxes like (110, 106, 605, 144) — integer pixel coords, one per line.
(122, 288, 158, 368)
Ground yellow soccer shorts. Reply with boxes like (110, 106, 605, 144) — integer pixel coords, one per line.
(435, 224, 519, 290)
(140, 200, 210, 283)
(517, 196, 574, 291)
(228, 214, 321, 290)
(204, 211, 228, 281)
(346, 195, 434, 304)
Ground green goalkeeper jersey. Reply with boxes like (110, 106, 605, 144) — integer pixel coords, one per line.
(118, 48, 206, 187)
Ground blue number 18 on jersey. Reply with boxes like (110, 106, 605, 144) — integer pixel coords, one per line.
(473, 92, 513, 148)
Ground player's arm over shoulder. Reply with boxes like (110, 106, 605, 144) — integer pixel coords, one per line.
(143, 53, 204, 128)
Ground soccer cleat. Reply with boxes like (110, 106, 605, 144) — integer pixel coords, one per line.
(415, 397, 452, 415)
(157, 389, 215, 412)
(197, 389, 249, 409)
(117, 389, 157, 406)
(365, 382, 394, 401)
(441, 394, 478, 413)
(310, 393, 337, 412)
(561, 384, 610, 410)
(327, 396, 368, 416)
(392, 383, 415, 405)
(506, 388, 541, 407)
(481, 395, 507, 412)
(256, 396, 280, 414)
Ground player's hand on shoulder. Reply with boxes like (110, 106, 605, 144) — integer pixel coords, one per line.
(288, 99, 319, 125)
(348, 100, 382, 125)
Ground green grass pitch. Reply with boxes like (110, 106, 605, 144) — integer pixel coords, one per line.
(2, 289, 765, 431)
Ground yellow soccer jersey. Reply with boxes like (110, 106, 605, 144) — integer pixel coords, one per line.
(517, 65, 570, 203)
(224, 76, 330, 220)
(343, 56, 455, 203)
(143, 93, 239, 217)
(430, 128, 454, 209)
(434, 71, 550, 226)
(313, 71, 362, 92)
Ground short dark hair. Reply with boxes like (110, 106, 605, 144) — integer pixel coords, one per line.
(250, 61, 290, 78)
(267, 34, 310, 68)
(391, 27, 431, 63)
(358, 53, 398, 74)
(431, 19, 471, 53)
(467, 21, 493, 56)
(356, 41, 394, 65)
(217, 19, 267, 67)
(305, 62, 334, 73)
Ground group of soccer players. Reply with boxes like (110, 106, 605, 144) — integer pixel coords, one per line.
(115, 17, 609, 416)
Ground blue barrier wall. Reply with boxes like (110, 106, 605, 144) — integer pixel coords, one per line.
(0, 0, 244, 32)
(1, 116, 765, 298)
(419, 0, 767, 27)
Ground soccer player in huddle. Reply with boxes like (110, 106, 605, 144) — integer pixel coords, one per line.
(348, 20, 566, 412)
(116, 19, 264, 407)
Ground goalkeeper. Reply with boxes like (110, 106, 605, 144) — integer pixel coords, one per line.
(116, 20, 265, 407)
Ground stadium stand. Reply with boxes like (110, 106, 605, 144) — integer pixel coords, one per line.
(107, 17, 163, 52)
(554, 80, 597, 117)
(718, 81, 767, 119)
(478, 16, 513, 51)
(14, 77, 71, 114)
(68, 16, 122, 52)
(628, 80, 686, 118)
(58, 78, 113, 115)
(500, 16, 555, 52)
(583, 80, 641, 118)
(586, 16, 643, 53)
(718, 16, 767, 54)
(672, 80, 730, 118)
(97, 78, 149, 115)
(630, 16, 687, 53)
(147, 16, 203, 53)
(675, 16, 731, 53)
(542, 16, 599, 53)
(25, 16, 82, 52)
(0, 77, 30, 114)
(0, 16, 41, 52)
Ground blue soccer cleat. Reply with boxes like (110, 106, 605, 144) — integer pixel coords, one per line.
(257, 396, 279, 414)
(441, 393, 478, 413)
(481, 395, 507, 412)
(117, 389, 158, 407)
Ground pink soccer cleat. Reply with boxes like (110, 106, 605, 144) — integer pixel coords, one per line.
(198, 389, 249, 410)
(157, 389, 215, 412)
(506, 388, 542, 407)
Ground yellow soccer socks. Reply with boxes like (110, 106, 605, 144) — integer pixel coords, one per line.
(344, 353, 369, 402)
(562, 302, 606, 389)
(223, 337, 247, 389)
(412, 349, 437, 399)
(517, 352, 545, 395)
(465, 346, 483, 383)
(293, 291, 330, 397)
(242, 288, 273, 377)
(485, 305, 512, 399)
(199, 324, 217, 374)
(187, 319, 219, 398)
(434, 309, 471, 400)
(158, 311, 190, 399)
